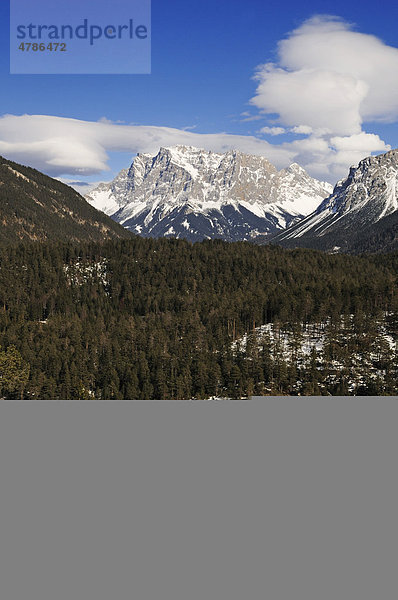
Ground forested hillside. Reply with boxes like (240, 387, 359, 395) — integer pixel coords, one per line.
(0, 156, 132, 244)
(1, 237, 398, 399)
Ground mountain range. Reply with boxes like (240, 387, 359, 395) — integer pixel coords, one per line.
(84, 145, 398, 253)
(85, 146, 332, 242)
(272, 149, 398, 253)
(3, 146, 398, 254)
(2, 147, 398, 398)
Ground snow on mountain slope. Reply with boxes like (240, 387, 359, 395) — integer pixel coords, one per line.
(85, 146, 332, 242)
(273, 149, 398, 252)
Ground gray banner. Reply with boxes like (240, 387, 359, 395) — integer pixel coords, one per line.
(1, 398, 397, 600)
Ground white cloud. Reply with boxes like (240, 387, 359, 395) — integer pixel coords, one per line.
(291, 125, 314, 135)
(57, 178, 106, 194)
(251, 16, 398, 134)
(328, 132, 389, 175)
(0, 112, 390, 184)
(277, 16, 398, 124)
(0, 114, 295, 177)
(259, 126, 286, 136)
(247, 15, 396, 179)
(287, 131, 389, 180)
(253, 64, 368, 136)
(98, 116, 125, 125)
(0, 18, 396, 186)
(240, 111, 263, 122)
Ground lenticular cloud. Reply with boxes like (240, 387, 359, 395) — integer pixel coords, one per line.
(251, 15, 398, 134)
(0, 17, 395, 183)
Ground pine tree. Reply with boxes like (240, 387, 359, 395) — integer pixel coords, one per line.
(0, 345, 30, 399)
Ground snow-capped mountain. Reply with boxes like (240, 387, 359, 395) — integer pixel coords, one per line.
(85, 146, 332, 242)
(273, 149, 398, 253)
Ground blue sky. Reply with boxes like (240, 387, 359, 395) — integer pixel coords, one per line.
(1, 0, 398, 188)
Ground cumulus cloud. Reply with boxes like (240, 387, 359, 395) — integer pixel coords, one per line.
(0, 113, 390, 184)
(291, 125, 314, 135)
(251, 16, 398, 134)
(247, 15, 397, 179)
(277, 16, 398, 124)
(259, 126, 286, 136)
(288, 131, 389, 180)
(253, 64, 367, 136)
(0, 18, 395, 185)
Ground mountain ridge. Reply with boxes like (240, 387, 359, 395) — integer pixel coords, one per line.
(271, 149, 398, 253)
(86, 146, 332, 242)
(0, 156, 133, 244)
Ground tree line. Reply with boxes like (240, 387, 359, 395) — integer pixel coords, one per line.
(1, 237, 398, 398)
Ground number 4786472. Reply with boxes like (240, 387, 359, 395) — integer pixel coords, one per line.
(18, 42, 67, 51)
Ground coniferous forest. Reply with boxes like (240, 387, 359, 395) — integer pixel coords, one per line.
(1, 236, 398, 399)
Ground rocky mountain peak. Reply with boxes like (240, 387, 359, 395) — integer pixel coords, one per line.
(86, 145, 332, 242)
(272, 148, 398, 253)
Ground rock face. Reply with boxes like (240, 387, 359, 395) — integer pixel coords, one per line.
(86, 146, 332, 242)
(272, 149, 398, 253)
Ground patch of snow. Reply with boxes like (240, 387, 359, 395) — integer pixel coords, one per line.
(86, 189, 121, 216)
